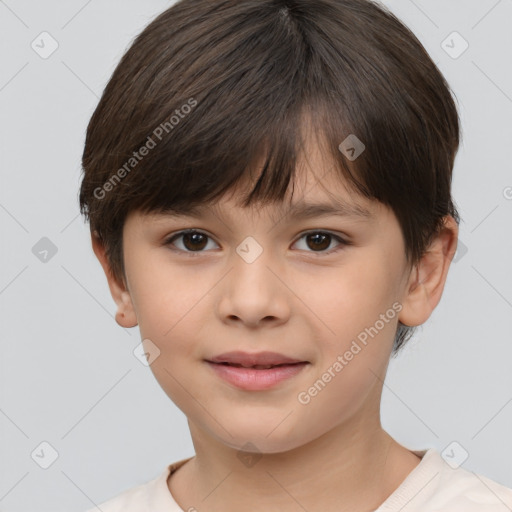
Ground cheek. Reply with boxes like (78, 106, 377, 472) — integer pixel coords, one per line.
(129, 264, 214, 410)
(294, 360, 381, 443)
(314, 255, 397, 323)
(307, 257, 400, 376)
(124, 249, 188, 338)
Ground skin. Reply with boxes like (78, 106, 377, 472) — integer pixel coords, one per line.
(92, 135, 458, 512)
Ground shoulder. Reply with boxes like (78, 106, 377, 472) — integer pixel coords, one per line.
(402, 448, 512, 511)
(378, 448, 512, 512)
(82, 456, 193, 512)
(83, 478, 154, 512)
(432, 460, 512, 511)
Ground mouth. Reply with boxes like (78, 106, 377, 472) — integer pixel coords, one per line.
(205, 359, 310, 391)
(206, 350, 309, 367)
(209, 361, 306, 370)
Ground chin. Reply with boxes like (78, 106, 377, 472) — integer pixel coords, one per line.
(213, 425, 310, 456)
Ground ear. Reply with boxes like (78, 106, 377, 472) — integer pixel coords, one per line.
(398, 215, 459, 327)
(91, 231, 138, 328)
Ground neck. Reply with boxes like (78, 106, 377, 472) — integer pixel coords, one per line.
(169, 416, 421, 512)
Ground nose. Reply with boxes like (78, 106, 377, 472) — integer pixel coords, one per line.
(216, 243, 291, 329)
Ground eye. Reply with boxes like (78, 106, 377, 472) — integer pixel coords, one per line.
(164, 229, 219, 255)
(164, 229, 350, 256)
(292, 231, 349, 254)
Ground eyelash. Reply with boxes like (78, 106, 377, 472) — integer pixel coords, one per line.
(163, 229, 351, 257)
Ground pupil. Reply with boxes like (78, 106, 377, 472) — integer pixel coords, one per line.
(308, 233, 329, 251)
(184, 232, 207, 251)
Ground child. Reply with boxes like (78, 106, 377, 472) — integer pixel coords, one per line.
(79, 0, 512, 510)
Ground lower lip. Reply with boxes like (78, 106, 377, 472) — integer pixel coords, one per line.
(206, 362, 309, 390)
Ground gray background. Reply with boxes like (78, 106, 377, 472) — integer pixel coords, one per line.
(0, 0, 511, 510)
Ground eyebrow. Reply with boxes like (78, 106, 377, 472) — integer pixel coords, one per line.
(159, 199, 375, 222)
(279, 199, 375, 221)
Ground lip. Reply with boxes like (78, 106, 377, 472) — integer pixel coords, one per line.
(206, 361, 309, 391)
(206, 351, 307, 367)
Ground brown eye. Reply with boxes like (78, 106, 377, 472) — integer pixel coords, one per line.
(182, 232, 208, 251)
(306, 233, 331, 251)
(165, 230, 218, 254)
(293, 231, 347, 254)
(165, 229, 348, 257)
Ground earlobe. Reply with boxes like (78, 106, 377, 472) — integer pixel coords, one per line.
(91, 231, 138, 329)
(398, 216, 459, 327)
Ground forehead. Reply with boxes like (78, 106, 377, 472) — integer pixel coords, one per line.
(159, 163, 379, 226)
(134, 125, 386, 226)
(221, 126, 378, 220)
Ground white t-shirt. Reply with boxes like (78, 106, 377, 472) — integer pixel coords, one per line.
(85, 447, 512, 511)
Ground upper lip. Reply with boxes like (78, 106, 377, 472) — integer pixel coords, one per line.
(206, 351, 308, 367)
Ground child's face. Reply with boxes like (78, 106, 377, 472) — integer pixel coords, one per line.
(98, 142, 445, 455)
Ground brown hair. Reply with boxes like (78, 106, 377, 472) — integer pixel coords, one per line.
(79, 0, 461, 356)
